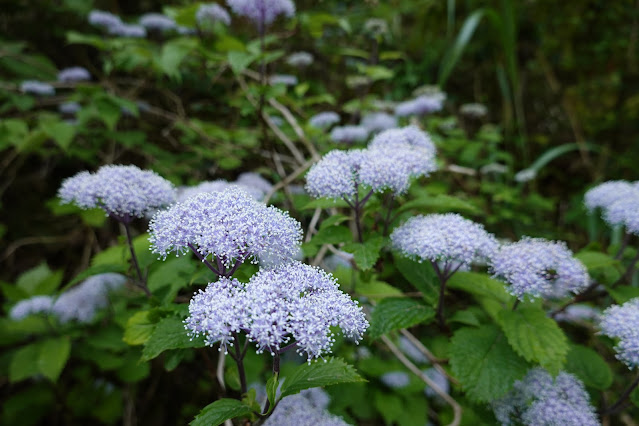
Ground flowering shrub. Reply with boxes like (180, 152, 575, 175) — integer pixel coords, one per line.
(1, 1, 638, 426)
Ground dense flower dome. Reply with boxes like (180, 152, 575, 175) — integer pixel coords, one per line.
(600, 298, 639, 368)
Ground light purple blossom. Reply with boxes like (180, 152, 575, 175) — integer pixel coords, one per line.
(58, 102, 82, 115)
(20, 80, 55, 96)
(584, 180, 638, 212)
(514, 168, 537, 183)
(264, 388, 348, 426)
(490, 238, 590, 300)
(139, 13, 176, 31)
(269, 74, 298, 86)
(52, 273, 126, 323)
(286, 51, 313, 67)
(360, 112, 398, 133)
(9, 296, 54, 321)
(380, 371, 411, 389)
(177, 179, 265, 203)
(236, 172, 273, 195)
(57, 67, 91, 83)
(58, 165, 176, 221)
(555, 304, 600, 323)
(391, 213, 498, 268)
(492, 368, 599, 426)
(604, 197, 639, 235)
(600, 298, 639, 368)
(323, 251, 354, 271)
(423, 368, 449, 397)
(149, 188, 302, 268)
(309, 112, 340, 129)
(185, 262, 368, 360)
(226, 0, 295, 29)
(395, 93, 445, 117)
(329, 125, 369, 144)
(108, 23, 147, 38)
(88, 10, 122, 28)
(460, 103, 488, 118)
(399, 336, 428, 364)
(197, 3, 232, 25)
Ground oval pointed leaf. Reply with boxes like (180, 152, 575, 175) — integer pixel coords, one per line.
(279, 358, 366, 399)
(369, 298, 435, 339)
(190, 399, 254, 426)
(565, 344, 613, 390)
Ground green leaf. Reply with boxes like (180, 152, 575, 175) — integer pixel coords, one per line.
(38, 337, 71, 381)
(447, 272, 513, 305)
(123, 311, 156, 346)
(94, 96, 121, 130)
(565, 345, 613, 390)
(227, 51, 257, 74)
(9, 342, 41, 382)
(142, 316, 205, 361)
(301, 198, 349, 210)
(265, 373, 279, 414)
(608, 286, 639, 305)
(311, 225, 353, 246)
(16, 263, 63, 296)
(449, 309, 481, 327)
(40, 120, 75, 150)
(279, 358, 366, 399)
(575, 251, 622, 285)
(190, 399, 254, 426)
(438, 9, 485, 86)
(343, 237, 385, 270)
(369, 298, 435, 339)
(398, 193, 480, 215)
(160, 37, 198, 79)
(497, 307, 568, 373)
(393, 254, 439, 306)
(354, 279, 403, 300)
(450, 325, 529, 402)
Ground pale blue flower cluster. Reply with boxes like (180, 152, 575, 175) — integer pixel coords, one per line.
(139, 13, 176, 31)
(88, 10, 147, 37)
(329, 125, 369, 144)
(306, 126, 437, 200)
(177, 174, 271, 203)
(59, 165, 176, 221)
(184, 262, 368, 360)
(20, 80, 55, 96)
(423, 368, 450, 397)
(391, 213, 498, 268)
(269, 74, 298, 86)
(460, 103, 488, 118)
(492, 368, 599, 426)
(149, 188, 301, 268)
(584, 181, 639, 234)
(600, 298, 639, 368)
(59, 101, 82, 115)
(395, 93, 445, 117)
(360, 112, 398, 133)
(399, 336, 428, 364)
(57, 67, 91, 82)
(109, 22, 147, 38)
(9, 274, 126, 324)
(9, 296, 54, 321)
(226, 0, 295, 29)
(309, 112, 340, 129)
(197, 3, 232, 26)
(490, 237, 590, 300)
(381, 371, 411, 389)
(264, 388, 348, 426)
(286, 51, 314, 67)
(555, 304, 600, 323)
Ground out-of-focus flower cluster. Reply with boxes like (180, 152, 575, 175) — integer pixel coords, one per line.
(177, 172, 272, 202)
(226, 0, 295, 29)
(584, 180, 639, 235)
(264, 388, 347, 426)
(600, 298, 639, 369)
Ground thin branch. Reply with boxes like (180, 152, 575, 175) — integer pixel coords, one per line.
(187, 243, 221, 275)
(603, 373, 639, 415)
(381, 335, 462, 426)
(305, 208, 322, 243)
(262, 158, 314, 204)
(268, 97, 320, 161)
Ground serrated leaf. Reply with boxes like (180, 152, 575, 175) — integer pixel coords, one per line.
(447, 272, 513, 305)
(190, 399, 254, 426)
(393, 254, 439, 306)
(497, 307, 568, 373)
(9, 342, 41, 382)
(343, 237, 385, 270)
(38, 337, 71, 381)
(279, 358, 366, 399)
(160, 37, 198, 79)
(565, 344, 613, 390)
(450, 325, 529, 402)
(123, 311, 156, 346)
(227, 51, 257, 74)
(142, 316, 205, 361)
(369, 298, 435, 339)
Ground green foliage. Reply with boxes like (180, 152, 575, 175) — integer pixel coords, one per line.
(278, 358, 366, 399)
(343, 237, 385, 270)
(392, 254, 439, 306)
(369, 298, 435, 339)
(565, 345, 613, 390)
(190, 399, 254, 426)
(450, 325, 530, 402)
(497, 307, 568, 373)
(142, 316, 205, 361)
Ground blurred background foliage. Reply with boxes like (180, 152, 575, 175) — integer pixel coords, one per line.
(0, 0, 638, 424)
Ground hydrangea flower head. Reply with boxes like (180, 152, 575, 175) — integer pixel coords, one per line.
(360, 112, 398, 133)
(583, 180, 637, 212)
(492, 368, 599, 426)
(604, 197, 639, 235)
(177, 179, 265, 203)
(424, 368, 450, 397)
(236, 172, 273, 196)
(58, 67, 91, 83)
(185, 262, 368, 360)
(286, 51, 313, 67)
(109, 23, 147, 38)
(367, 125, 437, 176)
(391, 213, 498, 268)
(9, 296, 54, 321)
(149, 188, 302, 268)
(226, 0, 295, 30)
(59, 165, 176, 221)
(329, 125, 369, 144)
(490, 238, 590, 300)
(309, 112, 340, 129)
(395, 93, 445, 117)
(139, 13, 176, 31)
(52, 273, 126, 323)
(600, 298, 639, 368)
(59, 101, 82, 115)
(399, 336, 428, 364)
(197, 3, 232, 25)
(20, 80, 55, 96)
(380, 371, 411, 389)
(88, 10, 122, 28)
(264, 388, 348, 426)
(269, 74, 298, 86)
(305, 149, 363, 200)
